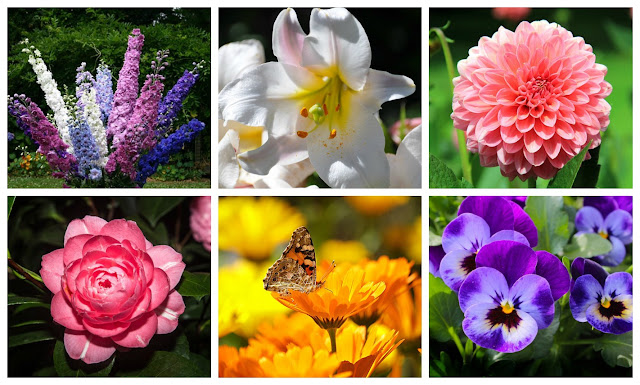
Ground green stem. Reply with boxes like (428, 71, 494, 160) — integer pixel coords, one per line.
(327, 328, 337, 353)
(447, 326, 466, 364)
(528, 177, 537, 188)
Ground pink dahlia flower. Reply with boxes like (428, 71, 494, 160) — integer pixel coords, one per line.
(452, 20, 612, 180)
(190, 196, 211, 252)
(492, 8, 531, 22)
(40, 216, 186, 364)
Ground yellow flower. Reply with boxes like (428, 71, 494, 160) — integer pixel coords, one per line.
(383, 217, 422, 263)
(351, 256, 419, 326)
(258, 346, 342, 377)
(219, 345, 266, 377)
(309, 323, 403, 377)
(219, 197, 306, 261)
(219, 260, 290, 337)
(273, 262, 385, 330)
(318, 239, 370, 264)
(382, 278, 422, 341)
(249, 312, 319, 353)
(345, 196, 410, 216)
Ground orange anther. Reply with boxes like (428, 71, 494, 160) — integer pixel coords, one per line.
(300, 107, 308, 118)
(297, 131, 308, 138)
(335, 104, 340, 112)
(323, 103, 328, 115)
(329, 129, 337, 139)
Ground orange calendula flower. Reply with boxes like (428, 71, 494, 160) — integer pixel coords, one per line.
(351, 256, 419, 326)
(250, 312, 319, 353)
(344, 196, 410, 216)
(382, 278, 422, 341)
(272, 263, 385, 330)
(219, 345, 265, 377)
(258, 346, 343, 377)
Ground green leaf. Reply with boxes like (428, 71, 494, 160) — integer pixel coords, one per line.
(563, 233, 613, 259)
(548, 140, 592, 188)
(429, 275, 463, 342)
(177, 271, 211, 301)
(139, 197, 185, 227)
(492, 302, 561, 362)
(429, 154, 473, 188)
(11, 319, 48, 328)
(429, 230, 442, 246)
(525, 196, 570, 254)
(8, 294, 47, 306)
(8, 196, 16, 219)
(53, 340, 115, 377)
(123, 351, 208, 377)
(594, 332, 633, 367)
(9, 329, 55, 348)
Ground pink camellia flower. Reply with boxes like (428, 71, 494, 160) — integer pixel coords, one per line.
(452, 21, 612, 181)
(40, 216, 186, 364)
(492, 8, 531, 22)
(190, 196, 211, 252)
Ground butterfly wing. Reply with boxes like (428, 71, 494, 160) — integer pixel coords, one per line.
(263, 226, 318, 294)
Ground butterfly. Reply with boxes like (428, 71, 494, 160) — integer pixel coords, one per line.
(263, 226, 335, 296)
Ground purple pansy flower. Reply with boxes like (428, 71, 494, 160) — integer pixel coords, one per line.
(570, 258, 632, 335)
(575, 206, 632, 266)
(584, 196, 632, 217)
(439, 196, 538, 291)
(570, 257, 609, 291)
(429, 245, 445, 278)
(458, 241, 568, 353)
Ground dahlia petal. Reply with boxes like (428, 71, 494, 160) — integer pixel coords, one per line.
(515, 114, 535, 132)
(440, 249, 477, 292)
(508, 275, 554, 328)
(146, 245, 186, 290)
(301, 7, 371, 91)
(148, 268, 171, 311)
(575, 206, 605, 233)
(533, 119, 554, 140)
(535, 250, 570, 301)
(501, 124, 523, 143)
(458, 196, 514, 236)
(604, 210, 633, 244)
(585, 299, 632, 335)
(540, 109, 557, 128)
(64, 216, 108, 245)
(495, 87, 517, 105)
(64, 329, 116, 364)
(51, 291, 84, 331)
(499, 106, 518, 126)
(111, 311, 158, 348)
(458, 267, 509, 313)
(463, 302, 538, 353)
(543, 134, 562, 159)
(524, 130, 543, 153)
(41, 248, 65, 294)
(523, 149, 546, 167)
(514, 152, 532, 174)
(570, 274, 603, 322)
(99, 219, 147, 252)
(155, 290, 186, 334)
(476, 240, 537, 287)
(272, 8, 305, 66)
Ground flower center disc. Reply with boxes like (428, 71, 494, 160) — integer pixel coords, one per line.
(486, 302, 521, 330)
(599, 298, 626, 319)
(297, 76, 344, 139)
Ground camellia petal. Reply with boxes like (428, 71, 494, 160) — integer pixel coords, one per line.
(63, 329, 116, 365)
(155, 290, 186, 334)
(147, 268, 171, 311)
(41, 249, 65, 294)
(146, 245, 186, 290)
(301, 8, 371, 91)
(51, 291, 85, 331)
(111, 311, 158, 348)
(272, 8, 306, 66)
(63, 216, 108, 245)
(99, 219, 147, 252)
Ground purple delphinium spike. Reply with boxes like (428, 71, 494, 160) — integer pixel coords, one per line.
(156, 62, 202, 138)
(438, 196, 538, 291)
(570, 270, 632, 335)
(94, 62, 114, 123)
(106, 29, 144, 145)
(575, 206, 632, 266)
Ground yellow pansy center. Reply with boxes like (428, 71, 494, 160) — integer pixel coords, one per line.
(501, 301, 515, 314)
(296, 76, 343, 140)
(598, 230, 609, 239)
(601, 297, 612, 309)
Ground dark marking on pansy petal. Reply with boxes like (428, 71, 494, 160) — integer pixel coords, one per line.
(486, 306, 522, 330)
(460, 254, 477, 275)
(599, 300, 626, 319)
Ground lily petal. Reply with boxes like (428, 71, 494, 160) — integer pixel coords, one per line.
(358, 69, 416, 113)
(388, 125, 421, 188)
(218, 39, 265, 92)
(273, 8, 306, 66)
(218, 128, 241, 188)
(238, 133, 309, 176)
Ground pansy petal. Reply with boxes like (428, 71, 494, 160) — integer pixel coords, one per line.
(429, 245, 446, 278)
(463, 302, 538, 353)
(604, 210, 633, 244)
(63, 216, 107, 245)
(273, 8, 306, 66)
(111, 312, 158, 348)
(64, 329, 116, 364)
(458, 196, 514, 235)
(487, 230, 529, 246)
(306, 100, 389, 187)
(535, 251, 570, 301)
(476, 240, 537, 287)
(388, 125, 421, 188)
(40, 248, 65, 294)
(570, 274, 603, 322)
(146, 245, 185, 290)
(583, 197, 618, 218)
(575, 206, 605, 233)
(570, 257, 608, 289)
(358, 69, 416, 113)
(155, 290, 186, 334)
(218, 39, 265, 92)
(459, 267, 509, 313)
(301, 8, 371, 91)
(237, 133, 309, 176)
(613, 197, 633, 214)
(604, 272, 633, 297)
(508, 201, 538, 247)
(593, 236, 626, 267)
(509, 274, 555, 328)
(440, 249, 477, 292)
(442, 213, 491, 254)
(585, 298, 633, 335)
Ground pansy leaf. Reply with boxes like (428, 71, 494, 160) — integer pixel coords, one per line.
(525, 196, 570, 254)
(429, 154, 472, 188)
(548, 140, 592, 188)
(563, 233, 613, 259)
(53, 340, 115, 377)
(429, 275, 463, 342)
(593, 332, 633, 367)
(177, 271, 211, 301)
(429, 230, 442, 246)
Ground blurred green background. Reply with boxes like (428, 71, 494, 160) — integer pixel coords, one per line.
(429, 8, 632, 188)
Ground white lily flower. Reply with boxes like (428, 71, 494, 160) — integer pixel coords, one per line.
(387, 125, 422, 188)
(219, 8, 416, 188)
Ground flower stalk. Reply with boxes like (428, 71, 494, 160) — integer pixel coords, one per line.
(327, 328, 337, 353)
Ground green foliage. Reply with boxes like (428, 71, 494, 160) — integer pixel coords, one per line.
(525, 196, 570, 254)
(177, 271, 211, 302)
(153, 152, 205, 181)
(54, 341, 115, 377)
(429, 154, 473, 188)
(548, 141, 592, 188)
(563, 233, 613, 259)
(594, 332, 633, 368)
(429, 275, 463, 343)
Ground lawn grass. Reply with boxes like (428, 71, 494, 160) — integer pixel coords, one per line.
(8, 176, 211, 188)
